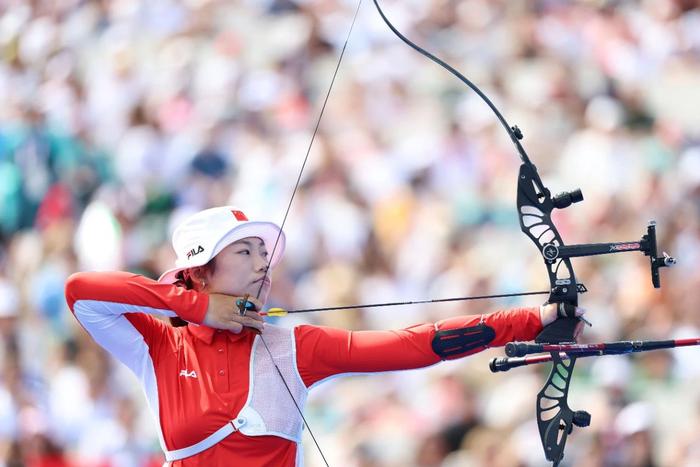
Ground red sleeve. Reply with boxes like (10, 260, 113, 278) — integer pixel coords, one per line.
(436, 306, 543, 347)
(65, 271, 208, 324)
(295, 307, 542, 387)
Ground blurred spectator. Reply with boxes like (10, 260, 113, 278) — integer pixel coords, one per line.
(0, 0, 699, 465)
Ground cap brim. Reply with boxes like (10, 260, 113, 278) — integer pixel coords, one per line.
(158, 266, 185, 284)
(158, 221, 285, 283)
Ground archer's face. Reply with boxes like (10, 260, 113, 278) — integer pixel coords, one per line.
(206, 237, 271, 303)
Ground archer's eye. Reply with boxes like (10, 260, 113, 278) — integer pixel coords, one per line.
(238, 249, 250, 255)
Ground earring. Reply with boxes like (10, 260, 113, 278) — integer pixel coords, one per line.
(201, 281, 206, 288)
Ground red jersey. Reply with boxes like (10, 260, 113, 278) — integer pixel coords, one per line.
(65, 271, 542, 466)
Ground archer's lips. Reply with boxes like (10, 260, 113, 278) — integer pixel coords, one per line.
(254, 277, 271, 286)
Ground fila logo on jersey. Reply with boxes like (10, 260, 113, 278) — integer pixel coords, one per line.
(186, 245, 205, 259)
(179, 369, 198, 378)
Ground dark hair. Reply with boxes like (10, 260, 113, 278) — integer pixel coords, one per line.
(169, 258, 217, 327)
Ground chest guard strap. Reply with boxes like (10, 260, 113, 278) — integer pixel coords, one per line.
(431, 322, 496, 360)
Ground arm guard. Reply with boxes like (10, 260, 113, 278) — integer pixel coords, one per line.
(431, 322, 496, 360)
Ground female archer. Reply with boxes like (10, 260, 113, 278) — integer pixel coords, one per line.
(64, 205, 583, 466)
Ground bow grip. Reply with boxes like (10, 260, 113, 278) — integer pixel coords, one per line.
(537, 290, 583, 344)
(536, 317, 579, 344)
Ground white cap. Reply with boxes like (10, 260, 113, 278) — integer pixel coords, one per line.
(158, 206, 285, 284)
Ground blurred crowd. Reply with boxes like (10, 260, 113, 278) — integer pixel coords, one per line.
(1, 0, 700, 466)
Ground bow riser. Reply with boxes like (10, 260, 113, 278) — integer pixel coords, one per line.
(517, 163, 582, 344)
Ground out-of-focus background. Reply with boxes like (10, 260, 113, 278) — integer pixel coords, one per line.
(1, 0, 699, 466)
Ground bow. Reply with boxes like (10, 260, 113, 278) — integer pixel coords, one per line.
(250, 2, 676, 466)
(367, 2, 676, 465)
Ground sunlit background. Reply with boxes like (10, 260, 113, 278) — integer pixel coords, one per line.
(1, 0, 699, 466)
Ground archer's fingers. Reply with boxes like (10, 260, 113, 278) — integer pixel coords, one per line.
(557, 303, 586, 318)
(243, 311, 264, 322)
(228, 322, 244, 334)
(232, 315, 264, 332)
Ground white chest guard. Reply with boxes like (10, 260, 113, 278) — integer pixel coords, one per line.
(237, 324, 308, 441)
(163, 324, 308, 463)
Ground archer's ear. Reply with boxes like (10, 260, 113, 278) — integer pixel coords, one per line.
(187, 266, 206, 282)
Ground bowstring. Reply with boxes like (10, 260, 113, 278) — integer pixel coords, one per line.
(251, 2, 365, 466)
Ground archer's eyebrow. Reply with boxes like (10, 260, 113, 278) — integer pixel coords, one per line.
(235, 239, 267, 250)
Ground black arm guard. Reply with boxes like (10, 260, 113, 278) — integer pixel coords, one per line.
(431, 322, 496, 359)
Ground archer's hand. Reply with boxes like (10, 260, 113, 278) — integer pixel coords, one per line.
(539, 303, 587, 340)
(203, 294, 264, 333)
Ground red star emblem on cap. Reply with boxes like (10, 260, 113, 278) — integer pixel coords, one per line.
(231, 210, 248, 221)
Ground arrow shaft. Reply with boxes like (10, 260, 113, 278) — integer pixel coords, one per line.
(269, 290, 550, 315)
